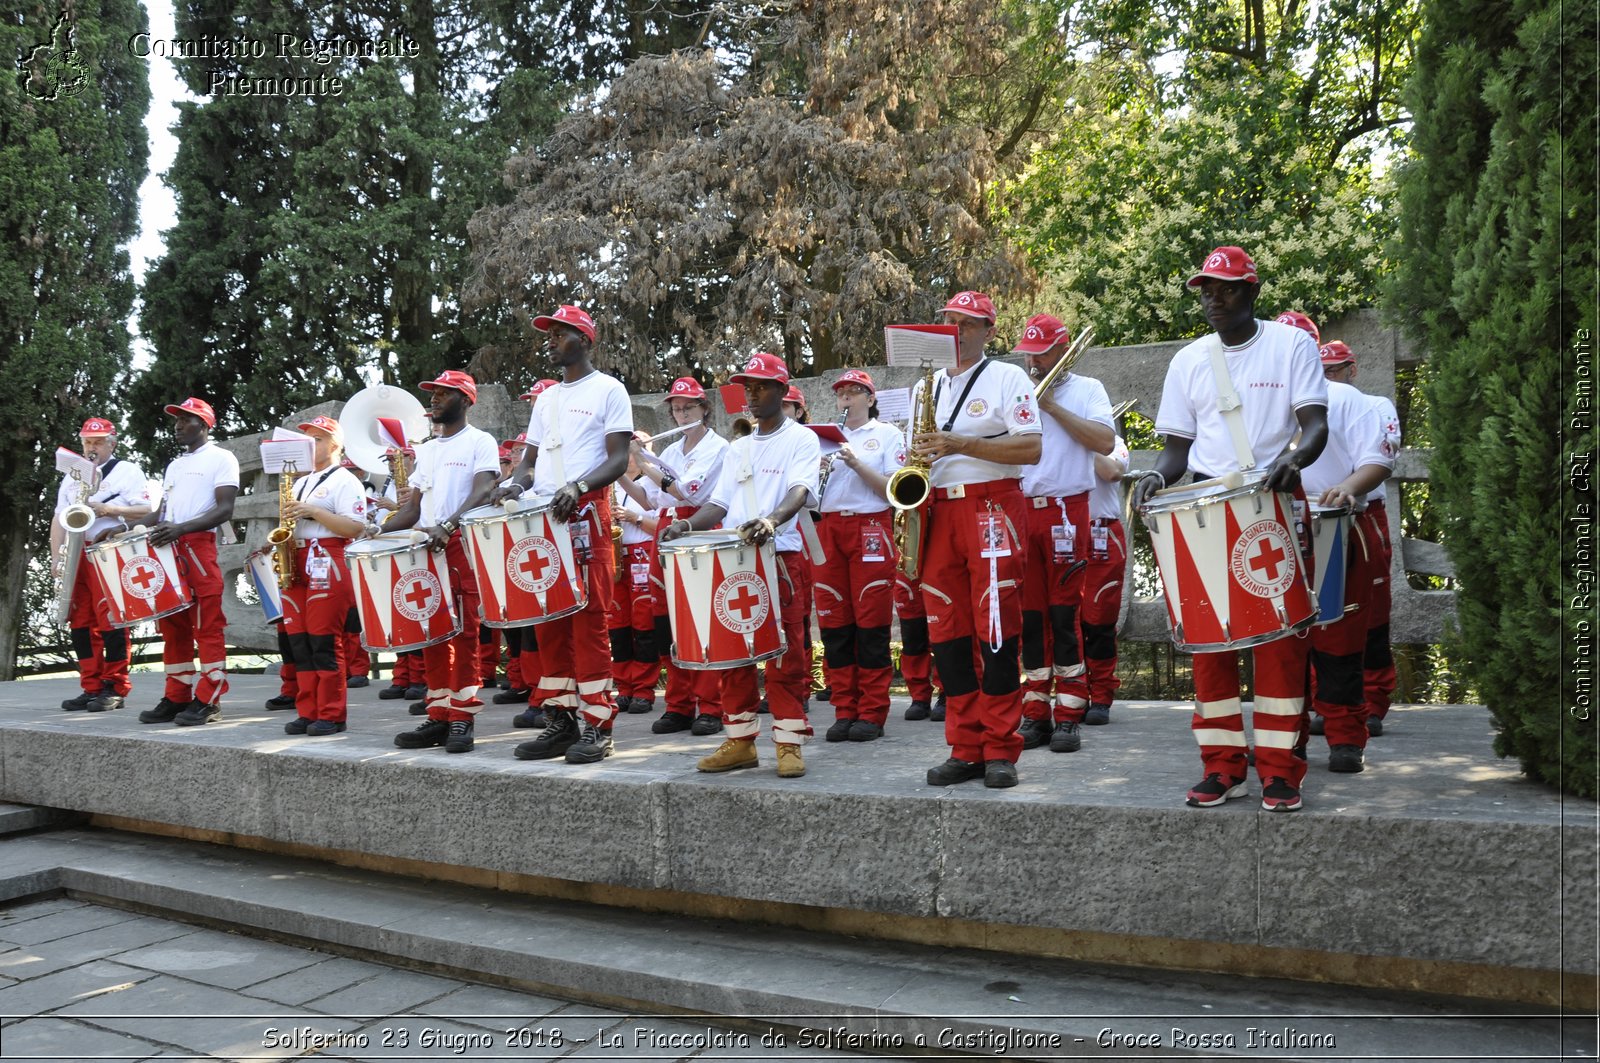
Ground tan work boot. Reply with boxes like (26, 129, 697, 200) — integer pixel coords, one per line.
(775, 743, 806, 778)
(698, 738, 758, 773)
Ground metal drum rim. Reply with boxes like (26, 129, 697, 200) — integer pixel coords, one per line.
(1141, 468, 1276, 516)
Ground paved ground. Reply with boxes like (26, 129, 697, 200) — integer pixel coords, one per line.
(0, 896, 889, 1062)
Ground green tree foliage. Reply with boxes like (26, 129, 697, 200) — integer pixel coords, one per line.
(1, 1, 149, 678)
(1009, 0, 1418, 342)
(130, 0, 563, 459)
(467, 0, 1054, 388)
(1391, 0, 1596, 795)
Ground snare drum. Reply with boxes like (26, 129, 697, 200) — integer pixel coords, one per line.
(1141, 470, 1316, 652)
(86, 529, 193, 627)
(245, 547, 284, 624)
(660, 530, 786, 669)
(345, 532, 460, 652)
(459, 496, 586, 627)
(1308, 504, 1354, 625)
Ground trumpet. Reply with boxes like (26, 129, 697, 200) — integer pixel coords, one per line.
(1030, 325, 1095, 396)
(886, 363, 936, 578)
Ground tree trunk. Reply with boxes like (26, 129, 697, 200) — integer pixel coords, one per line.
(0, 521, 30, 681)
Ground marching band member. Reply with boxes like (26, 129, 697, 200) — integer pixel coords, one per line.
(783, 386, 809, 423)
(895, 571, 943, 721)
(1296, 337, 1393, 772)
(384, 371, 499, 753)
(139, 398, 240, 726)
(912, 291, 1042, 789)
(368, 445, 425, 702)
(1319, 341, 1401, 735)
(279, 416, 368, 736)
(503, 305, 634, 765)
(815, 369, 904, 743)
(1080, 434, 1131, 725)
(611, 433, 663, 714)
(52, 417, 152, 713)
(476, 441, 520, 691)
(640, 378, 729, 735)
(1131, 247, 1329, 812)
(490, 434, 531, 702)
(660, 352, 820, 778)
(507, 383, 556, 724)
(1014, 314, 1115, 755)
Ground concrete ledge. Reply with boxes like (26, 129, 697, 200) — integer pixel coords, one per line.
(0, 829, 1583, 1063)
(0, 676, 1594, 1008)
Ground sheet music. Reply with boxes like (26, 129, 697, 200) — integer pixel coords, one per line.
(884, 324, 958, 369)
(54, 447, 99, 487)
(261, 434, 314, 475)
(875, 388, 912, 424)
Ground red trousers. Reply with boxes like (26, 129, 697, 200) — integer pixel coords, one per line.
(531, 491, 618, 726)
(394, 649, 422, 687)
(1192, 632, 1311, 786)
(609, 541, 658, 698)
(283, 541, 354, 723)
(1309, 516, 1379, 748)
(652, 506, 722, 720)
(721, 551, 813, 743)
(342, 611, 369, 678)
(813, 511, 897, 726)
(1019, 493, 1090, 723)
(159, 533, 228, 706)
(478, 626, 502, 684)
(421, 533, 482, 722)
(1079, 518, 1127, 706)
(68, 552, 130, 696)
(1361, 502, 1396, 720)
(895, 570, 937, 702)
(919, 480, 1026, 763)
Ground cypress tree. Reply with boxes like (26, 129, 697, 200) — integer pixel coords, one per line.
(1391, 0, 1597, 794)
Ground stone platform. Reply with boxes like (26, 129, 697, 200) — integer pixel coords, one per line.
(0, 675, 1593, 1010)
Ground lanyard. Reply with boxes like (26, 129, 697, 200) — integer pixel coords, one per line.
(936, 358, 993, 433)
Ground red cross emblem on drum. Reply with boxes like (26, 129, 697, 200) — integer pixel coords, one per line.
(508, 535, 560, 595)
(120, 555, 166, 600)
(1230, 521, 1296, 598)
(713, 571, 770, 634)
(393, 569, 444, 622)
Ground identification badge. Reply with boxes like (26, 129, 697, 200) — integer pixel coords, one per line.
(1051, 522, 1075, 563)
(307, 553, 331, 590)
(630, 561, 650, 588)
(571, 522, 592, 564)
(860, 526, 887, 563)
(978, 513, 1012, 558)
(1091, 523, 1110, 560)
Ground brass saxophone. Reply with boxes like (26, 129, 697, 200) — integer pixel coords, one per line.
(886, 363, 937, 578)
(267, 463, 300, 588)
(383, 448, 409, 526)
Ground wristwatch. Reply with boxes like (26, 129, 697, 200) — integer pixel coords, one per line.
(660, 472, 677, 490)
(573, 480, 590, 496)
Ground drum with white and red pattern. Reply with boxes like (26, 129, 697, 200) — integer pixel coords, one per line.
(85, 529, 193, 627)
(1141, 470, 1316, 652)
(459, 495, 586, 628)
(660, 530, 785, 669)
(346, 532, 460, 652)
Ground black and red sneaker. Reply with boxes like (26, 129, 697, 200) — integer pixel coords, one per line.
(1186, 773, 1247, 808)
(1260, 777, 1304, 812)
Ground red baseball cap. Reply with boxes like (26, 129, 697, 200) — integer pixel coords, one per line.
(533, 305, 596, 342)
(501, 432, 528, 449)
(783, 385, 807, 408)
(941, 290, 997, 322)
(1319, 341, 1356, 366)
(164, 397, 216, 428)
(497, 442, 516, 460)
(666, 377, 708, 401)
(1012, 313, 1070, 354)
(730, 352, 790, 386)
(832, 369, 876, 394)
(1187, 246, 1259, 288)
(419, 369, 478, 404)
(297, 415, 344, 444)
(518, 379, 558, 401)
(1275, 311, 1321, 343)
(79, 417, 116, 438)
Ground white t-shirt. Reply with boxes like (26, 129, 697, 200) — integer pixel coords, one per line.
(1020, 373, 1114, 497)
(1367, 394, 1401, 503)
(1302, 381, 1393, 500)
(657, 429, 729, 510)
(55, 455, 152, 542)
(910, 357, 1042, 487)
(1090, 437, 1131, 521)
(413, 427, 499, 527)
(617, 481, 656, 546)
(709, 418, 821, 553)
(821, 419, 903, 514)
(161, 442, 241, 527)
(291, 465, 368, 540)
(1155, 320, 1328, 478)
(525, 371, 634, 495)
